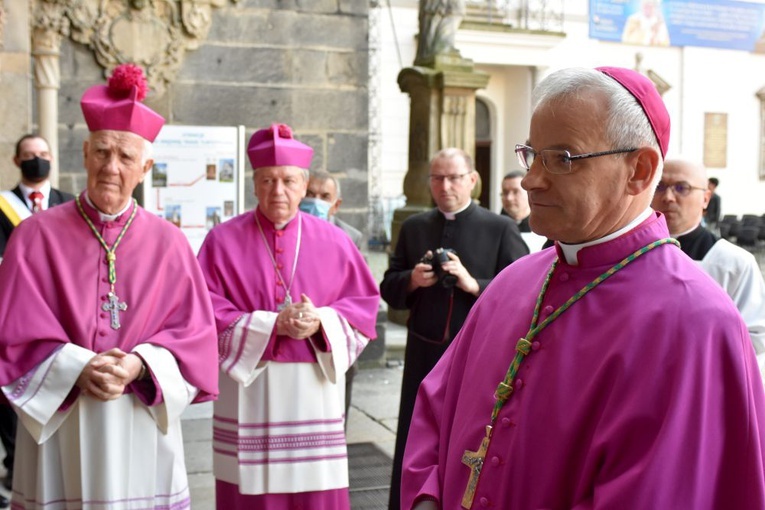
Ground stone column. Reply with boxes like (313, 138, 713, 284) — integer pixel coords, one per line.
(32, 27, 61, 186)
(388, 53, 489, 324)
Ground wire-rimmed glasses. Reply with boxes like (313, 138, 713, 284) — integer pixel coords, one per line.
(515, 144, 638, 175)
(655, 182, 707, 197)
(429, 173, 470, 184)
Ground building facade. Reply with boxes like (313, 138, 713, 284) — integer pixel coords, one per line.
(375, 0, 765, 219)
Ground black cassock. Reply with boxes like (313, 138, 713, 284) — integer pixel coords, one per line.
(381, 201, 529, 509)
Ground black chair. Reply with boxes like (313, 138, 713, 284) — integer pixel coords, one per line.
(719, 222, 732, 240)
(727, 220, 742, 239)
(737, 225, 759, 247)
(742, 215, 762, 227)
(722, 214, 739, 223)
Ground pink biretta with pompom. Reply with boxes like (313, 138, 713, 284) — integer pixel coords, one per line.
(80, 63, 165, 142)
(247, 123, 313, 170)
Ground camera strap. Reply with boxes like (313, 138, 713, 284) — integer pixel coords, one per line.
(440, 287, 455, 342)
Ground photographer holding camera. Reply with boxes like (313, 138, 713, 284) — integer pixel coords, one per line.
(381, 148, 529, 509)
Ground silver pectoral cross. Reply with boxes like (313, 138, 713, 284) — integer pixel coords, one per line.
(102, 291, 128, 330)
(277, 294, 293, 311)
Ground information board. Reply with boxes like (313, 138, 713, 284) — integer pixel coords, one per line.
(144, 125, 245, 253)
(590, 0, 765, 52)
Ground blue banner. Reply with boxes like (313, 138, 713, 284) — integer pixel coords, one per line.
(590, 0, 765, 52)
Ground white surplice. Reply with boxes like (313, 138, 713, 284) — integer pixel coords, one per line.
(212, 306, 369, 495)
(4, 343, 198, 510)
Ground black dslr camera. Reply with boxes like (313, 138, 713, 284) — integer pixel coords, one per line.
(420, 248, 458, 288)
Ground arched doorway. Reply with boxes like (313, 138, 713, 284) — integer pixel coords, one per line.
(474, 97, 492, 208)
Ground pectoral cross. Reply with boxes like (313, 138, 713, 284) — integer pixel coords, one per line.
(102, 291, 127, 330)
(461, 425, 492, 509)
(277, 294, 293, 311)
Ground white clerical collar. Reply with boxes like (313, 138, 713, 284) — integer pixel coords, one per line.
(439, 201, 471, 221)
(558, 208, 653, 265)
(84, 194, 132, 222)
(255, 206, 298, 231)
(19, 181, 51, 210)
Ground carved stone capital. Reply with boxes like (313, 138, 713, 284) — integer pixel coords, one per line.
(31, 0, 239, 96)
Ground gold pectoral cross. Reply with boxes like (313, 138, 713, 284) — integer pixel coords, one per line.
(461, 425, 492, 509)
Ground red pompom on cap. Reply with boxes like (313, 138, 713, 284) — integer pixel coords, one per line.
(108, 63, 149, 102)
(81, 62, 164, 142)
(278, 124, 293, 139)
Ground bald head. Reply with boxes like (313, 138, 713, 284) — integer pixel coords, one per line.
(651, 158, 711, 236)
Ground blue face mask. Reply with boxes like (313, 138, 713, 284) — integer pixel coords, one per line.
(299, 197, 332, 220)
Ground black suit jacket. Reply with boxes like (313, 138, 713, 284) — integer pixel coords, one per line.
(0, 185, 75, 256)
(705, 193, 721, 225)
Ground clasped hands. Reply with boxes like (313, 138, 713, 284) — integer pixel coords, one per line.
(409, 250, 480, 296)
(276, 293, 321, 339)
(76, 348, 144, 401)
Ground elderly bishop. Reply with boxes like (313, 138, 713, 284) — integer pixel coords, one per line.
(198, 124, 380, 509)
(0, 64, 219, 509)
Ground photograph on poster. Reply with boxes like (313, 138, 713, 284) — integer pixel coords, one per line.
(206, 206, 222, 230)
(153, 163, 168, 187)
(206, 163, 217, 180)
(165, 204, 182, 228)
(223, 200, 234, 217)
(219, 159, 234, 182)
(621, 0, 670, 47)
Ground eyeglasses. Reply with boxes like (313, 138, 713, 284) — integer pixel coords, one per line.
(655, 182, 707, 197)
(429, 173, 470, 184)
(515, 144, 638, 175)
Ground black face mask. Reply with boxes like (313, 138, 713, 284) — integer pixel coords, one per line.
(20, 156, 51, 182)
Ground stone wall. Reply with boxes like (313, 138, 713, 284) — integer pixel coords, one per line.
(55, 1, 371, 237)
(0, 0, 32, 191)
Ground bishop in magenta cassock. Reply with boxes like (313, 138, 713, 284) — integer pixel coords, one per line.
(197, 124, 380, 509)
(401, 67, 765, 509)
(0, 64, 219, 509)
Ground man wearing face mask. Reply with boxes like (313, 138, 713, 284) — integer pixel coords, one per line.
(301, 170, 366, 429)
(301, 170, 363, 249)
(0, 134, 75, 260)
(0, 135, 74, 501)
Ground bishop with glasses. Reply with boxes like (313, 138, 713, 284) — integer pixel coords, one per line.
(400, 67, 765, 509)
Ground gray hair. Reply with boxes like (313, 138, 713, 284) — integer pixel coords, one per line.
(430, 147, 475, 172)
(309, 169, 342, 199)
(142, 139, 153, 165)
(532, 68, 661, 158)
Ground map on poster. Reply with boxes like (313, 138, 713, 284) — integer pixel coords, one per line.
(144, 125, 245, 254)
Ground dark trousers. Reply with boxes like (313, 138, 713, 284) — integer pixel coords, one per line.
(0, 405, 16, 475)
